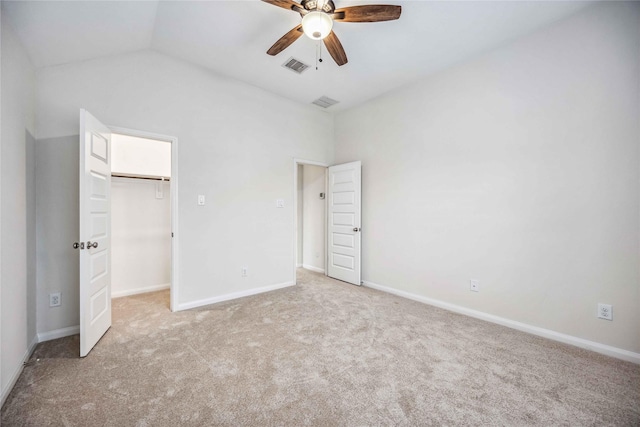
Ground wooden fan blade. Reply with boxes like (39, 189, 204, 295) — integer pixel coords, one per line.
(333, 5, 401, 22)
(261, 0, 303, 13)
(267, 25, 304, 56)
(323, 31, 348, 66)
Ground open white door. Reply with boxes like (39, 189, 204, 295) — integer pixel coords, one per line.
(327, 161, 361, 285)
(79, 109, 112, 357)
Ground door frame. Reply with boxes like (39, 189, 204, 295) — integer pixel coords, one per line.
(109, 126, 179, 312)
(292, 158, 329, 283)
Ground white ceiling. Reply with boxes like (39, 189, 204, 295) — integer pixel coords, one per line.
(3, 0, 592, 111)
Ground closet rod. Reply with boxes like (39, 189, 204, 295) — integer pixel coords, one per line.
(111, 173, 170, 182)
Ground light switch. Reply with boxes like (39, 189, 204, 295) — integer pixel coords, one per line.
(198, 195, 205, 206)
(276, 199, 285, 208)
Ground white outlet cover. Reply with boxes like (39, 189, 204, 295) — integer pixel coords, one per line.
(276, 199, 285, 208)
(470, 280, 480, 292)
(598, 303, 613, 321)
(50, 292, 61, 307)
(198, 195, 205, 206)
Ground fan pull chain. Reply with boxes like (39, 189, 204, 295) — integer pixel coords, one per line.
(316, 41, 323, 71)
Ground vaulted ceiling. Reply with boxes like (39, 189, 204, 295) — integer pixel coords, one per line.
(3, 0, 591, 111)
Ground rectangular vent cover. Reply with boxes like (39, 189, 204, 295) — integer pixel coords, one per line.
(312, 96, 340, 108)
(282, 57, 309, 74)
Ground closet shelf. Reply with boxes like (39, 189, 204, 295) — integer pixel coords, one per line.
(112, 173, 170, 181)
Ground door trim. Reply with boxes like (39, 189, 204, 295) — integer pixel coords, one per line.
(109, 126, 179, 312)
(293, 158, 329, 284)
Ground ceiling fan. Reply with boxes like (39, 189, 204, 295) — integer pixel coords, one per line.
(261, 0, 401, 66)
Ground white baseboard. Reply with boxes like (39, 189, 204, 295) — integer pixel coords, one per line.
(1, 335, 38, 407)
(111, 283, 170, 299)
(296, 263, 303, 268)
(363, 280, 640, 365)
(302, 264, 325, 274)
(37, 325, 80, 343)
(176, 281, 296, 311)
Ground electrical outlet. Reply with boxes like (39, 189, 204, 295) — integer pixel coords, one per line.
(49, 292, 61, 307)
(241, 266, 248, 277)
(470, 280, 479, 292)
(598, 303, 612, 321)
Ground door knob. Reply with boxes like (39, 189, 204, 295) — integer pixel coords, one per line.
(73, 242, 85, 249)
(353, 227, 361, 232)
(87, 241, 98, 249)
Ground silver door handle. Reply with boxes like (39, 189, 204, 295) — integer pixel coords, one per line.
(87, 241, 98, 249)
(353, 228, 361, 232)
(73, 242, 85, 250)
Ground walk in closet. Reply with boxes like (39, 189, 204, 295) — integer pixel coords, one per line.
(111, 134, 172, 298)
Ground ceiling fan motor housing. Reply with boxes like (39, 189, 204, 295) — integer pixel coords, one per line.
(301, 0, 335, 13)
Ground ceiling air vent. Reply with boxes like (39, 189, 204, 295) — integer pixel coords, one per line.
(282, 57, 309, 74)
(312, 96, 340, 109)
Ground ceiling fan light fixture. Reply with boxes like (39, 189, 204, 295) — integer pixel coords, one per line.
(301, 11, 333, 40)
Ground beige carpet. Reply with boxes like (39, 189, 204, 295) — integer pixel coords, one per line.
(2, 269, 639, 426)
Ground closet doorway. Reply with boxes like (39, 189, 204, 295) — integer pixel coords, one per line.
(293, 159, 362, 286)
(294, 160, 328, 283)
(110, 129, 178, 311)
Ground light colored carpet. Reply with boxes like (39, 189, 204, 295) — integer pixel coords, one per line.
(2, 269, 639, 426)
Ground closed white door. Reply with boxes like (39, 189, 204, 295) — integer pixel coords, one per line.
(327, 161, 361, 285)
(79, 109, 112, 357)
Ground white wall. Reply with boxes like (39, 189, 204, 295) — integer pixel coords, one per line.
(335, 2, 640, 353)
(1, 11, 37, 402)
(111, 177, 170, 297)
(112, 134, 171, 178)
(35, 49, 334, 332)
(35, 136, 79, 335)
(302, 165, 325, 272)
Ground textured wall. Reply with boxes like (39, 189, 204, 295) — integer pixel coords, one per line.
(1, 11, 36, 401)
(335, 2, 640, 353)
